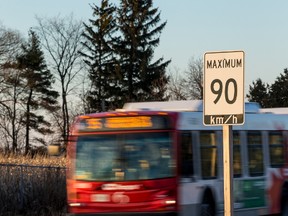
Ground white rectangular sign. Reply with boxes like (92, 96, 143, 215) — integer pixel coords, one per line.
(204, 51, 245, 125)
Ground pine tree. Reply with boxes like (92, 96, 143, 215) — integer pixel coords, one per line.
(268, 68, 288, 107)
(246, 78, 270, 108)
(81, 0, 120, 112)
(116, 0, 170, 103)
(17, 30, 59, 154)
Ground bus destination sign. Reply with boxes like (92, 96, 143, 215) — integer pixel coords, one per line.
(76, 115, 170, 132)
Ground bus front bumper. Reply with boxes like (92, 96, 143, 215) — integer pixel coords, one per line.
(67, 212, 177, 216)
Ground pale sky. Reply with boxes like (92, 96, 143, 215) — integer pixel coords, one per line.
(0, 0, 287, 93)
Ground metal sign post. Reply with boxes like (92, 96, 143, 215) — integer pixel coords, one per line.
(203, 50, 245, 216)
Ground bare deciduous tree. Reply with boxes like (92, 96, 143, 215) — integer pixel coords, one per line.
(35, 14, 84, 146)
(167, 57, 203, 101)
(0, 66, 26, 153)
(0, 25, 22, 64)
(166, 67, 187, 100)
(183, 57, 203, 100)
(0, 27, 25, 153)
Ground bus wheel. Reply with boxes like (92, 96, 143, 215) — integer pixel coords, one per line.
(200, 191, 215, 216)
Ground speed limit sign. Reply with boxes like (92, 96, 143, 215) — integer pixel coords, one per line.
(203, 51, 245, 125)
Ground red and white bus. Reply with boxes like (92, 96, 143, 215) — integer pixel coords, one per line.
(61, 100, 288, 216)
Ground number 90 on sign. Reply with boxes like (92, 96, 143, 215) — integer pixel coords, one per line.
(211, 78, 237, 104)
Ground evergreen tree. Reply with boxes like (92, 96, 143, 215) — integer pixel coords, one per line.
(17, 30, 59, 154)
(116, 0, 170, 103)
(81, 0, 120, 112)
(268, 68, 288, 107)
(246, 78, 270, 108)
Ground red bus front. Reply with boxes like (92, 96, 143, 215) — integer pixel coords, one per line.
(66, 112, 178, 216)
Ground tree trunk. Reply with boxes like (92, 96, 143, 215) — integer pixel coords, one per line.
(25, 89, 33, 154)
(61, 83, 69, 149)
(12, 85, 17, 153)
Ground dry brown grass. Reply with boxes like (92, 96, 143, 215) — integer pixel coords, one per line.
(0, 153, 66, 167)
(0, 153, 67, 216)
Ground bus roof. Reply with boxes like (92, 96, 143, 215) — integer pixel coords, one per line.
(75, 100, 288, 131)
(122, 100, 203, 112)
(260, 107, 288, 114)
(122, 100, 288, 130)
(123, 100, 260, 113)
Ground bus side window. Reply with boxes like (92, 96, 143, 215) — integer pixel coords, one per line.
(269, 131, 284, 168)
(180, 132, 193, 177)
(200, 131, 217, 179)
(247, 131, 264, 176)
(233, 131, 242, 177)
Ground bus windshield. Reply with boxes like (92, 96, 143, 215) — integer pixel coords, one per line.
(75, 132, 175, 181)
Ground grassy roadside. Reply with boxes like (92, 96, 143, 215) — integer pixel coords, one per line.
(0, 153, 67, 216)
